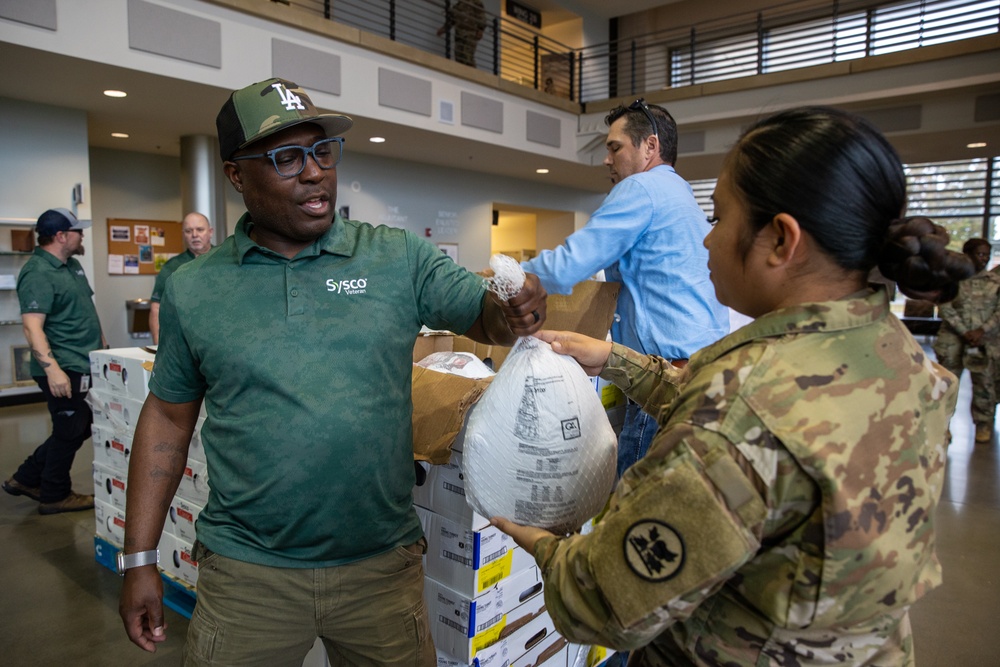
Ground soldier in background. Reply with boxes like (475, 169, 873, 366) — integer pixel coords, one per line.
(493, 107, 975, 665)
(437, 0, 487, 67)
(934, 237, 1000, 442)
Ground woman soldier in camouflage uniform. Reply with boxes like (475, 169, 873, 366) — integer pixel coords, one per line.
(493, 107, 974, 666)
(933, 238, 1000, 443)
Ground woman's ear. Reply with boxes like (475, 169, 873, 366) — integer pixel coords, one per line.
(766, 213, 803, 267)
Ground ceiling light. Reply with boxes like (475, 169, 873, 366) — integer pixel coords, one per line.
(103, 90, 127, 98)
(536, 168, 549, 174)
(369, 137, 386, 143)
(967, 142, 987, 149)
(111, 132, 130, 139)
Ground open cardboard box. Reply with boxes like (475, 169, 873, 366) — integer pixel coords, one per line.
(412, 280, 620, 464)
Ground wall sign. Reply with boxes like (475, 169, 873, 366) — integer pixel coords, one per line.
(506, 0, 541, 28)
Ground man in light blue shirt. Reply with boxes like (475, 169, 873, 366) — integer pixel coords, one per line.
(523, 99, 728, 479)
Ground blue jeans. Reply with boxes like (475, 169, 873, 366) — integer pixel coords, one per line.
(617, 401, 658, 479)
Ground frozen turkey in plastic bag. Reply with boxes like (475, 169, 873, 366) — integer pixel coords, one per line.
(463, 336, 617, 534)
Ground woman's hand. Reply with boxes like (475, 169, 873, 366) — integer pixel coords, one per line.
(491, 517, 556, 554)
(534, 330, 613, 376)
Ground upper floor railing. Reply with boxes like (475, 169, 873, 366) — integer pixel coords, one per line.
(273, 0, 999, 105)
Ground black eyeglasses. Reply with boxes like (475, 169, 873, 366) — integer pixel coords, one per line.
(231, 137, 345, 178)
(629, 99, 658, 139)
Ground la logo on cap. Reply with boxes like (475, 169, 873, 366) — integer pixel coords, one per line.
(272, 82, 304, 111)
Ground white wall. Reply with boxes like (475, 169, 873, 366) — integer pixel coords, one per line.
(89, 147, 182, 348)
(0, 97, 95, 392)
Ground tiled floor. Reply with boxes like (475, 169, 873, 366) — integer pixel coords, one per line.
(1, 358, 998, 666)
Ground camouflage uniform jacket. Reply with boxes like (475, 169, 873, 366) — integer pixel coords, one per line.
(936, 269, 1000, 342)
(533, 287, 955, 666)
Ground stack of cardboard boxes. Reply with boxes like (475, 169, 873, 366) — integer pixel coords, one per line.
(89, 347, 205, 590)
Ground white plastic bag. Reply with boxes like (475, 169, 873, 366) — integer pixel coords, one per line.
(463, 336, 617, 533)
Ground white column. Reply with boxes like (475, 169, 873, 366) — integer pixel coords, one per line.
(180, 135, 228, 243)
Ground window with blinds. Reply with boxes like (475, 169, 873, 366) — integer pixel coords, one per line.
(689, 155, 999, 251)
(670, 0, 998, 86)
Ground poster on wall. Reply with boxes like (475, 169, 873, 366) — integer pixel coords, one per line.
(106, 218, 184, 276)
(10, 344, 33, 385)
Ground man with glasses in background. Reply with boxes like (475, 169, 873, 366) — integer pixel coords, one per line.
(118, 78, 546, 665)
(4, 208, 105, 515)
(523, 99, 729, 481)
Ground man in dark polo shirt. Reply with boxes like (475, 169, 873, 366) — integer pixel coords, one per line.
(119, 79, 547, 664)
(148, 211, 214, 343)
(3, 208, 104, 515)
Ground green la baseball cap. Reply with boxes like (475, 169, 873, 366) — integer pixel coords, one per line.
(215, 78, 353, 161)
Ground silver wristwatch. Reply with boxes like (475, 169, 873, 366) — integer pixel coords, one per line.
(116, 549, 159, 576)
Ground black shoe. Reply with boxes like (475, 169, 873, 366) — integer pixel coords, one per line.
(3, 478, 41, 502)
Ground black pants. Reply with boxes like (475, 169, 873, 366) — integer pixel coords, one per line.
(13, 371, 92, 503)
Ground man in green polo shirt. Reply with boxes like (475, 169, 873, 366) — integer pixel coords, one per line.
(149, 211, 214, 344)
(3, 208, 104, 515)
(118, 79, 548, 664)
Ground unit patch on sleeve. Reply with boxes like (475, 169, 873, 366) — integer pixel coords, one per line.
(623, 520, 685, 582)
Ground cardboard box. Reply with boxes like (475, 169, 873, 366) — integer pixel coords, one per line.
(90, 348, 155, 400)
(157, 531, 199, 587)
(91, 391, 146, 434)
(566, 644, 617, 667)
(425, 565, 545, 663)
(512, 634, 568, 667)
(95, 498, 126, 547)
(187, 416, 207, 464)
(417, 505, 535, 598)
(92, 423, 132, 472)
(463, 608, 558, 667)
(176, 458, 210, 505)
(93, 461, 128, 511)
(412, 281, 620, 464)
(164, 495, 203, 543)
(413, 448, 488, 530)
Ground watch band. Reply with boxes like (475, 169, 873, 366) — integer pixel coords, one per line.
(116, 549, 159, 576)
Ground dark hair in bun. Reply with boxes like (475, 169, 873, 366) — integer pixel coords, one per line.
(727, 106, 973, 302)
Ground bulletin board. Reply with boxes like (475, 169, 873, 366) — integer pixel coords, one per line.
(106, 218, 185, 276)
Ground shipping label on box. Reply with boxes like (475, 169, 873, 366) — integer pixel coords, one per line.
(417, 506, 535, 598)
(95, 498, 126, 547)
(176, 458, 210, 505)
(414, 449, 488, 530)
(93, 461, 128, 511)
(426, 566, 545, 663)
(90, 347, 154, 400)
(157, 531, 199, 587)
(165, 495, 203, 543)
